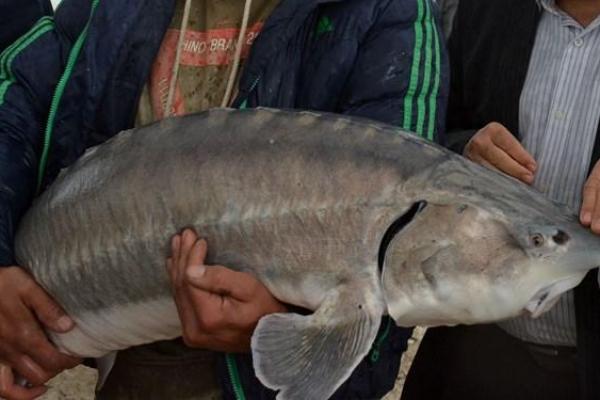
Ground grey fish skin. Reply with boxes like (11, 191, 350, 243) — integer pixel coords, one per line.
(14, 108, 600, 400)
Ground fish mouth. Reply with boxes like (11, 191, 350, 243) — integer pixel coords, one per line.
(524, 274, 586, 318)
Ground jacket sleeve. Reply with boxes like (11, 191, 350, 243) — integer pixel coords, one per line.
(337, 0, 450, 144)
(0, 1, 52, 52)
(0, 4, 89, 266)
(0, 0, 52, 52)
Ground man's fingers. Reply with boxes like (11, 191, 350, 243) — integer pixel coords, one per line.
(466, 122, 537, 183)
(176, 230, 197, 284)
(167, 232, 282, 353)
(18, 341, 72, 379)
(196, 330, 252, 353)
(589, 184, 600, 234)
(178, 325, 249, 352)
(592, 204, 600, 235)
(581, 182, 597, 226)
(0, 362, 47, 400)
(185, 266, 259, 301)
(490, 128, 537, 171)
(182, 238, 208, 288)
(168, 235, 182, 286)
(0, 267, 76, 394)
(23, 336, 81, 375)
(51, 353, 81, 370)
(10, 356, 49, 387)
(582, 161, 600, 234)
(2, 304, 66, 378)
(21, 285, 73, 334)
(168, 232, 208, 337)
(180, 230, 198, 264)
(172, 289, 202, 346)
(482, 145, 534, 184)
(181, 287, 246, 338)
(173, 273, 227, 346)
(187, 238, 207, 269)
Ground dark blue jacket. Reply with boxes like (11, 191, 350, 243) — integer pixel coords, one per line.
(0, 0, 448, 398)
(0, 0, 52, 52)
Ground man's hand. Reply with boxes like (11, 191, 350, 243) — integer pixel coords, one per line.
(0, 267, 81, 400)
(0, 362, 46, 400)
(580, 160, 600, 234)
(464, 122, 537, 184)
(167, 230, 287, 353)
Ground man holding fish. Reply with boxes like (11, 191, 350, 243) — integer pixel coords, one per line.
(0, 0, 448, 399)
(403, 0, 600, 399)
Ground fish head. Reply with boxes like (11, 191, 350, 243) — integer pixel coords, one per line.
(381, 199, 600, 327)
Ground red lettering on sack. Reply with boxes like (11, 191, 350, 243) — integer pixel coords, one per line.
(168, 23, 263, 67)
(148, 23, 263, 119)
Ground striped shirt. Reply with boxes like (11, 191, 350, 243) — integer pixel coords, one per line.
(500, 0, 600, 346)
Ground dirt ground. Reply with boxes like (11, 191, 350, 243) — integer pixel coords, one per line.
(40, 327, 425, 400)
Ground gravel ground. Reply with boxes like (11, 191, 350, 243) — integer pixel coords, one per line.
(40, 366, 96, 400)
(40, 327, 425, 400)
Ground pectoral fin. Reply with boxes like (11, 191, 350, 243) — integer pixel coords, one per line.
(251, 284, 384, 400)
(95, 351, 117, 389)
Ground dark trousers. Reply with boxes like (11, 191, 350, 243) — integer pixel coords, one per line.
(401, 324, 579, 400)
(96, 339, 222, 400)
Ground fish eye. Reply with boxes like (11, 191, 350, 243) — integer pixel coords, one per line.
(531, 234, 545, 247)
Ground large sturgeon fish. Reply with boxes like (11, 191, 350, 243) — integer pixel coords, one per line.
(15, 108, 600, 399)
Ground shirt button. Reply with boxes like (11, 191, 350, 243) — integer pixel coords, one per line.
(574, 38, 584, 47)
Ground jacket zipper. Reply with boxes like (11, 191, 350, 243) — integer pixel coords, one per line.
(226, 354, 247, 400)
(37, 0, 101, 192)
(369, 317, 393, 363)
(248, 76, 261, 94)
(238, 76, 261, 109)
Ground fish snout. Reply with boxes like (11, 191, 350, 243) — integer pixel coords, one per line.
(529, 228, 569, 248)
(520, 227, 595, 319)
(564, 227, 600, 271)
(520, 224, 600, 273)
(523, 227, 571, 257)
